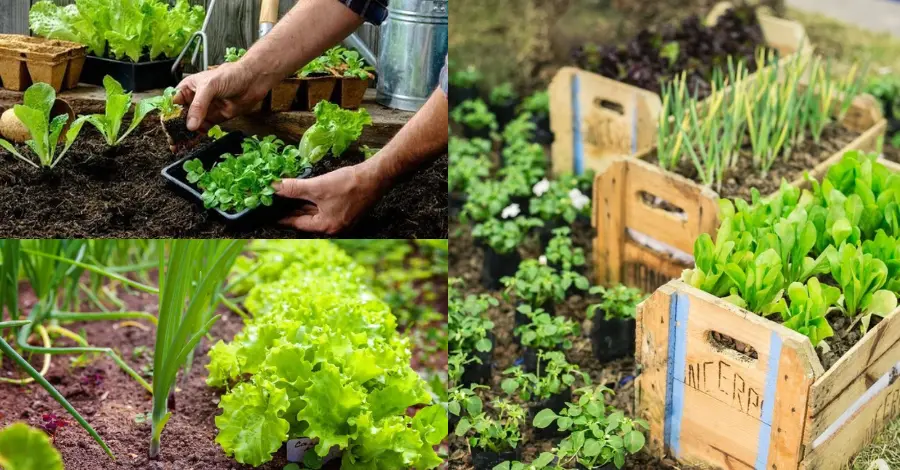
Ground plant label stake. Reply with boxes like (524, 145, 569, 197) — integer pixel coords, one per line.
(286, 438, 341, 464)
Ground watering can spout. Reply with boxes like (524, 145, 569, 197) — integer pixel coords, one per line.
(343, 34, 377, 67)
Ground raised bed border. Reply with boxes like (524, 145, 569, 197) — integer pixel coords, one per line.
(591, 90, 888, 294)
(636, 279, 900, 470)
(547, 2, 812, 176)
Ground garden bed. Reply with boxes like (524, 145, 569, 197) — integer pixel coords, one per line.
(592, 93, 886, 293)
(0, 117, 447, 239)
(0, 241, 448, 469)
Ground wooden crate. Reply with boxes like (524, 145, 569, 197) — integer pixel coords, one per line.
(636, 280, 900, 470)
(592, 94, 887, 294)
(548, 2, 811, 176)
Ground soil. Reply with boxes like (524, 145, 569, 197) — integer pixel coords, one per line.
(571, 5, 766, 99)
(648, 124, 859, 201)
(0, 269, 446, 469)
(0, 120, 448, 239)
(160, 112, 207, 155)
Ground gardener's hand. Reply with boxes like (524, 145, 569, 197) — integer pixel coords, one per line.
(174, 62, 271, 132)
(273, 163, 388, 235)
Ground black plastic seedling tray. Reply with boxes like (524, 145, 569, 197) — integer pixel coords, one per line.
(162, 131, 313, 228)
(81, 56, 179, 92)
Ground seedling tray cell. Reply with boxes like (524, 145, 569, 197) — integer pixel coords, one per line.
(161, 131, 312, 228)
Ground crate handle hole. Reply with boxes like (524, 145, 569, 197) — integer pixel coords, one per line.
(595, 98, 625, 115)
(637, 191, 687, 221)
(707, 330, 759, 361)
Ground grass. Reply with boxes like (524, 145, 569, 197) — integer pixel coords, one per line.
(848, 416, 900, 469)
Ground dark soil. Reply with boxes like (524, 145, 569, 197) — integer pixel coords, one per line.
(160, 112, 207, 155)
(572, 5, 766, 99)
(819, 311, 867, 372)
(0, 120, 447, 239)
(648, 124, 859, 201)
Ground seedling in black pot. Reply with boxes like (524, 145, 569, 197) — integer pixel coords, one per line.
(513, 305, 579, 373)
(451, 99, 497, 140)
(455, 398, 524, 470)
(489, 82, 519, 129)
(472, 216, 541, 290)
(587, 285, 646, 362)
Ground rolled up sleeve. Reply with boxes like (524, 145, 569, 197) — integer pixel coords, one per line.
(338, 0, 389, 25)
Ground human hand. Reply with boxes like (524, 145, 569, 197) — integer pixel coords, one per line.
(273, 163, 388, 235)
(174, 62, 271, 132)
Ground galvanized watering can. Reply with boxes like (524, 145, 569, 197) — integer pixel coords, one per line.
(344, 0, 449, 111)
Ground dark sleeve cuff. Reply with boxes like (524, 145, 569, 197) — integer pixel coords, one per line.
(338, 0, 389, 25)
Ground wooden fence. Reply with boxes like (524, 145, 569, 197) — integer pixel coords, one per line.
(0, 0, 380, 68)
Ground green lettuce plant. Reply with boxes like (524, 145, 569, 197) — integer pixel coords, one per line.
(30, 0, 205, 62)
(184, 135, 308, 213)
(157, 87, 182, 121)
(208, 242, 444, 468)
(0, 83, 85, 169)
(224, 47, 248, 63)
(0, 423, 64, 470)
(862, 230, 900, 292)
(826, 243, 898, 333)
(341, 49, 375, 79)
(769, 278, 839, 347)
(76, 75, 165, 147)
(298, 101, 372, 164)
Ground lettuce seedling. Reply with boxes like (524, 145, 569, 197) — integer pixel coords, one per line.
(770, 278, 839, 347)
(185, 135, 309, 213)
(759, 207, 832, 285)
(224, 47, 247, 63)
(341, 49, 374, 79)
(825, 243, 898, 333)
(297, 101, 372, 164)
(0, 83, 85, 169)
(157, 87, 181, 121)
(722, 249, 787, 315)
(77, 76, 165, 147)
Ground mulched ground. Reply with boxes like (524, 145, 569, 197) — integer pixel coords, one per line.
(0, 119, 447, 239)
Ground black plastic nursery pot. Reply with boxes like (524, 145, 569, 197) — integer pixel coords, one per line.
(529, 388, 572, 439)
(460, 331, 494, 387)
(471, 448, 521, 470)
(81, 55, 179, 92)
(529, 112, 554, 145)
(491, 99, 517, 129)
(590, 315, 636, 363)
(450, 191, 467, 219)
(450, 85, 479, 108)
(161, 131, 313, 229)
(575, 462, 617, 470)
(481, 245, 520, 290)
(463, 125, 493, 140)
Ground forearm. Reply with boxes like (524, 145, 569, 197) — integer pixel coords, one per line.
(361, 89, 449, 192)
(240, 0, 364, 89)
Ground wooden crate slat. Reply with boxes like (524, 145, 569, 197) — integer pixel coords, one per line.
(638, 279, 900, 469)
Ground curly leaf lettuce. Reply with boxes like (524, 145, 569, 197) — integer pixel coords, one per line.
(298, 101, 373, 164)
(215, 381, 291, 467)
(0, 423, 64, 470)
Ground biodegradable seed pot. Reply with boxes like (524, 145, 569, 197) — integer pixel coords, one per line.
(590, 315, 636, 362)
(336, 77, 370, 109)
(471, 448, 520, 470)
(270, 78, 303, 112)
(300, 75, 339, 111)
(481, 246, 520, 290)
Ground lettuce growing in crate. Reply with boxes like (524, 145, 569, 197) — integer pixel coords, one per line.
(825, 243, 897, 333)
(770, 278, 840, 347)
(298, 101, 373, 164)
(0, 83, 85, 169)
(75, 76, 165, 147)
(207, 243, 445, 468)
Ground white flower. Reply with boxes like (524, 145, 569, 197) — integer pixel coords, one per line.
(569, 188, 590, 210)
(501, 203, 521, 219)
(532, 178, 551, 197)
(539, 255, 548, 265)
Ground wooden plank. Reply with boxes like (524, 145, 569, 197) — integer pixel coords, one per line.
(806, 310, 900, 441)
(0, 0, 30, 35)
(800, 362, 900, 470)
(592, 157, 628, 286)
(0, 86, 408, 148)
(623, 241, 692, 293)
(634, 283, 674, 459)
